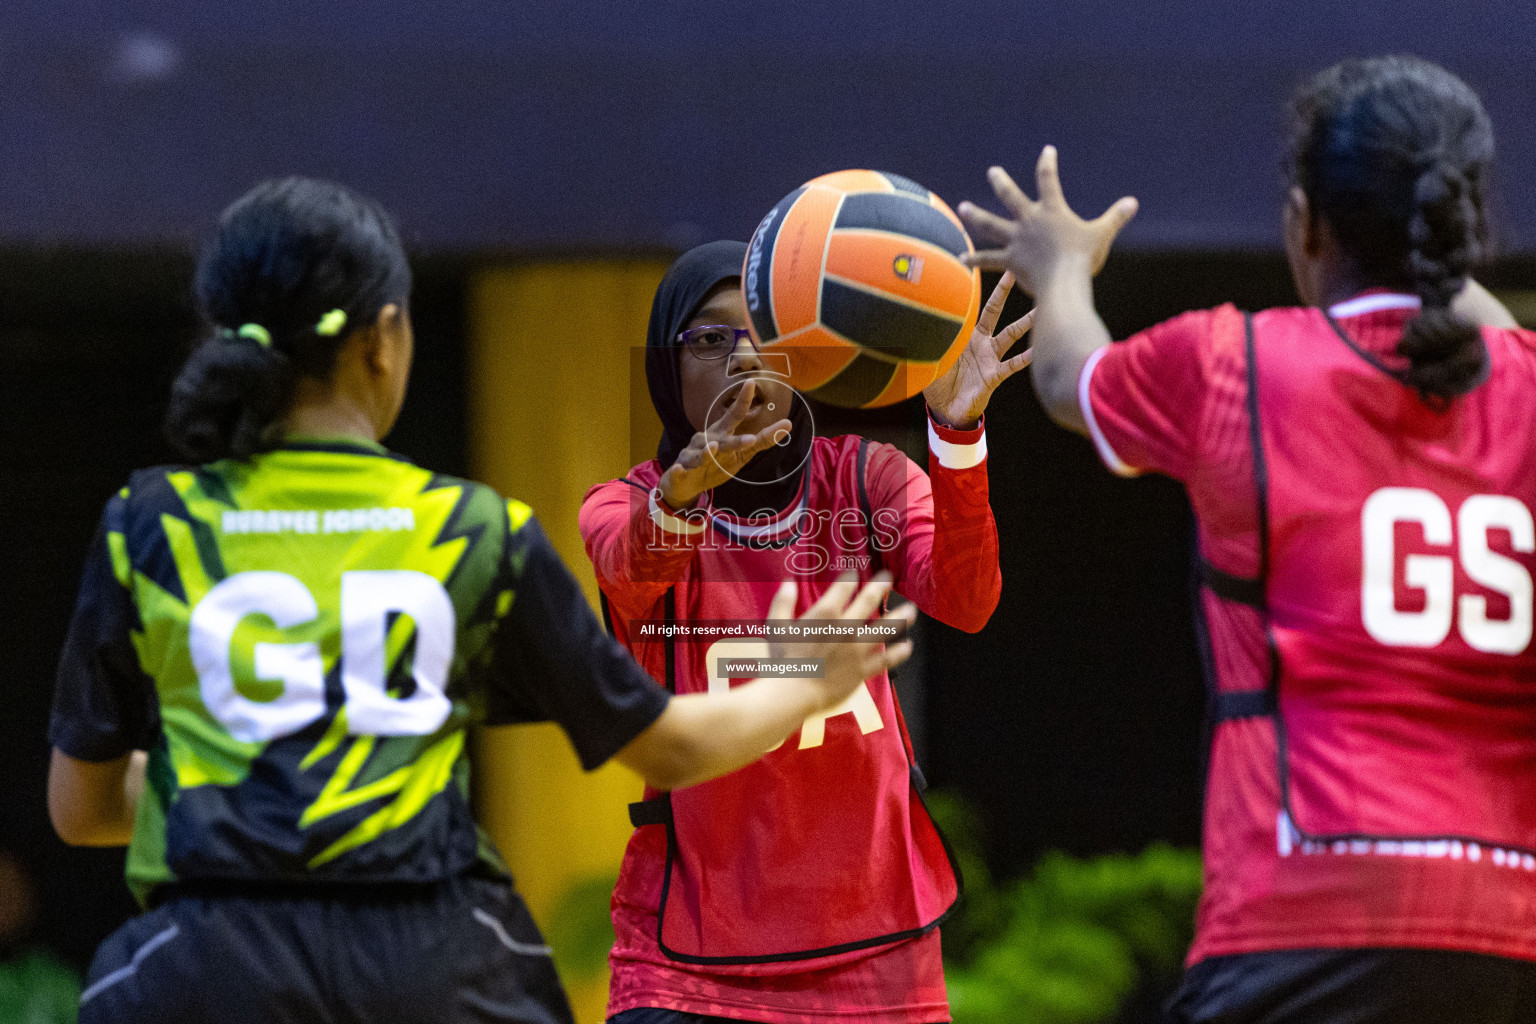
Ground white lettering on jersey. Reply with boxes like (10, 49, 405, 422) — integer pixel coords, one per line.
(190, 572, 325, 743)
(706, 639, 786, 751)
(340, 570, 454, 735)
(1361, 487, 1533, 653)
(219, 507, 415, 535)
(189, 570, 454, 742)
(1362, 487, 1454, 647)
(1458, 495, 1534, 654)
(705, 637, 884, 752)
(795, 683, 884, 749)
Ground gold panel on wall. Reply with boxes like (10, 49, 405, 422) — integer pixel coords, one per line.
(467, 260, 667, 1024)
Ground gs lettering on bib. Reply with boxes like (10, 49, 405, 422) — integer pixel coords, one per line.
(1088, 300, 1536, 965)
(1214, 307, 1536, 854)
(1361, 488, 1534, 653)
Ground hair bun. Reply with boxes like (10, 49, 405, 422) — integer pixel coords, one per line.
(165, 177, 410, 462)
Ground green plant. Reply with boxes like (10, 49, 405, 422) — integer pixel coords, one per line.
(544, 872, 620, 982)
(0, 949, 80, 1024)
(928, 791, 1203, 1024)
(541, 793, 1203, 1024)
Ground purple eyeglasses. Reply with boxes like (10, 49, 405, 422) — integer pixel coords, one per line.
(676, 325, 758, 360)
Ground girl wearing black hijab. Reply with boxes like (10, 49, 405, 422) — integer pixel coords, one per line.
(581, 241, 1033, 1024)
(45, 185, 913, 1024)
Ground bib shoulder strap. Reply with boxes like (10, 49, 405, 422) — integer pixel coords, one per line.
(1211, 689, 1276, 722)
(856, 437, 883, 573)
(1198, 559, 1263, 608)
(662, 588, 676, 693)
(1199, 311, 1281, 728)
(1241, 311, 1271, 588)
(629, 794, 673, 827)
(1194, 309, 1266, 607)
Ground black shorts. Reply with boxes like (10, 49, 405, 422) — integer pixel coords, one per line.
(1169, 947, 1536, 1024)
(77, 874, 573, 1024)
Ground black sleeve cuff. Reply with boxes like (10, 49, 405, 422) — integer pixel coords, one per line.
(571, 681, 671, 772)
(47, 716, 135, 763)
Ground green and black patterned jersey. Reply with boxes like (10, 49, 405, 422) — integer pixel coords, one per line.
(50, 438, 670, 905)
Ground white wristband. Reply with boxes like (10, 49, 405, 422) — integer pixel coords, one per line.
(927, 419, 988, 470)
(648, 487, 706, 536)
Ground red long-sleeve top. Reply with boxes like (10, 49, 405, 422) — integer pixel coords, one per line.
(580, 416, 1000, 1024)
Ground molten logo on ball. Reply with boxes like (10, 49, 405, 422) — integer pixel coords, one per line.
(741, 169, 980, 408)
(892, 254, 924, 284)
(744, 206, 778, 313)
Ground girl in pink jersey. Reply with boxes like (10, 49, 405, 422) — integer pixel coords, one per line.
(959, 55, 1536, 1023)
(583, 240, 1032, 1024)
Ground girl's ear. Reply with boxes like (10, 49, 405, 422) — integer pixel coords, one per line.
(363, 303, 405, 376)
(1282, 187, 1321, 306)
(1284, 187, 1313, 251)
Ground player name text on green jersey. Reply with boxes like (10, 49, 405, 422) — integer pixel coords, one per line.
(221, 507, 416, 535)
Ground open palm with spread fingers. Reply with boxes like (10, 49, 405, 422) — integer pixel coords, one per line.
(956, 146, 1139, 294)
(922, 273, 1035, 429)
(658, 378, 794, 510)
(767, 573, 917, 710)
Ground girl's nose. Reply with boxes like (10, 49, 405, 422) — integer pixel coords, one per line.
(726, 335, 764, 376)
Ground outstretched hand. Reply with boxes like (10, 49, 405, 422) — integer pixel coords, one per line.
(923, 272, 1035, 429)
(956, 146, 1139, 294)
(767, 573, 915, 711)
(611, 573, 916, 791)
(657, 379, 793, 511)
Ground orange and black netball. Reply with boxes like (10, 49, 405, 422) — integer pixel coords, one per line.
(742, 170, 981, 409)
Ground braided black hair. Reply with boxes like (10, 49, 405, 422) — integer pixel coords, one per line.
(1288, 55, 1494, 401)
(164, 177, 412, 462)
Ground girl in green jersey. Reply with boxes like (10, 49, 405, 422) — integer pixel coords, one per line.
(48, 177, 909, 1024)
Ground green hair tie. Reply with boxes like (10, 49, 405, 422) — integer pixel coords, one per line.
(316, 309, 348, 336)
(236, 323, 272, 347)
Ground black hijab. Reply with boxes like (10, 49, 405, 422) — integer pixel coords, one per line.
(645, 241, 813, 515)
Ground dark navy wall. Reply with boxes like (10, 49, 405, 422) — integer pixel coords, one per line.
(2, 1, 1533, 250)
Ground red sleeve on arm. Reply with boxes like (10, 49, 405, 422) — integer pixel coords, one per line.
(1082, 308, 1216, 482)
(578, 476, 702, 622)
(869, 417, 1001, 634)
